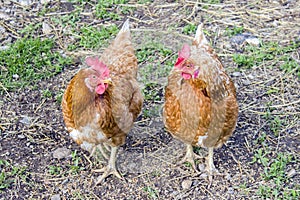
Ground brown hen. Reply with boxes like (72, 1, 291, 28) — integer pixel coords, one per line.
(61, 19, 143, 185)
(163, 24, 238, 183)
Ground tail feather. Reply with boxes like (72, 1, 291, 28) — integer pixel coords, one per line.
(194, 23, 209, 47)
(119, 19, 130, 34)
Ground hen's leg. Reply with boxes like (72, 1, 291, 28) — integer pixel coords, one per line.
(93, 146, 122, 185)
(178, 144, 204, 171)
(97, 144, 110, 160)
(206, 147, 221, 187)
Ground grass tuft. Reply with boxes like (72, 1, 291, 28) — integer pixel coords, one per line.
(68, 25, 119, 50)
(0, 160, 28, 191)
(233, 41, 300, 77)
(0, 38, 73, 92)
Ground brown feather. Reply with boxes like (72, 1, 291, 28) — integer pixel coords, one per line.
(163, 30, 238, 149)
(61, 21, 143, 149)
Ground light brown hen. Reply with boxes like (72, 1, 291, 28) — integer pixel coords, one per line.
(163, 24, 238, 183)
(61, 19, 143, 184)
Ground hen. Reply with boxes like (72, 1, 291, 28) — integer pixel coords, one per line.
(163, 24, 238, 183)
(61, 19, 143, 184)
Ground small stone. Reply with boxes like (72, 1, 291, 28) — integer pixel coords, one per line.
(247, 74, 254, 80)
(17, 134, 26, 139)
(40, 0, 51, 4)
(230, 33, 259, 45)
(50, 194, 61, 200)
(243, 80, 251, 86)
(42, 22, 52, 35)
(0, 25, 5, 33)
(245, 38, 260, 46)
(287, 168, 296, 178)
(52, 147, 71, 159)
(228, 187, 234, 194)
(0, 12, 10, 20)
(232, 72, 241, 77)
(12, 74, 19, 79)
(199, 173, 208, 179)
(20, 116, 31, 125)
(225, 173, 231, 180)
(61, 178, 69, 185)
(181, 179, 192, 190)
(198, 163, 205, 172)
(0, 46, 9, 51)
(18, 0, 32, 6)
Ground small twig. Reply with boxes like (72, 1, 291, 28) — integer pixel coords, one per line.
(34, 99, 46, 113)
(44, 11, 74, 16)
(0, 21, 20, 38)
(229, 153, 243, 174)
(186, 0, 230, 7)
(0, 82, 12, 99)
(154, 3, 179, 8)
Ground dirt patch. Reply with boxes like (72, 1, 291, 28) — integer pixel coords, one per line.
(0, 0, 299, 199)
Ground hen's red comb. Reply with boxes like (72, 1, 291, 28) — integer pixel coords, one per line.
(85, 57, 109, 78)
(179, 44, 191, 59)
(175, 44, 190, 68)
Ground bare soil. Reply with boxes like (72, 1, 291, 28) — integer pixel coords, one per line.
(0, 0, 299, 199)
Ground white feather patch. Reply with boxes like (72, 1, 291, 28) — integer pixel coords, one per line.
(197, 134, 208, 147)
(80, 141, 94, 152)
(70, 113, 106, 148)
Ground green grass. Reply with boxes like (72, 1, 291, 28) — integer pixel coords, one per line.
(67, 0, 134, 19)
(0, 38, 73, 92)
(263, 103, 285, 137)
(55, 90, 64, 104)
(19, 22, 42, 37)
(203, 0, 220, 3)
(0, 160, 28, 191)
(255, 152, 300, 199)
(142, 82, 162, 101)
(95, 0, 130, 20)
(233, 41, 300, 77)
(143, 186, 159, 199)
(68, 25, 119, 50)
(137, 42, 176, 84)
(137, 42, 176, 119)
(68, 150, 84, 175)
(182, 24, 197, 35)
(250, 110, 299, 200)
(225, 26, 244, 37)
(142, 104, 161, 118)
(48, 165, 63, 175)
(250, 150, 299, 199)
(42, 89, 53, 99)
(137, 0, 153, 3)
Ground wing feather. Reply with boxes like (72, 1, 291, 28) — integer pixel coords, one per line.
(61, 75, 77, 132)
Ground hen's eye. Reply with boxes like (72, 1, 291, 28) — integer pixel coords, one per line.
(185, 64, 191, 68)
(92, 75, 96, 79)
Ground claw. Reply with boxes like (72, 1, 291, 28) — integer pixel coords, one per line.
(93, 165, 123, 185)
(93, 146, 123, 185)
(178, 144, 204, 172)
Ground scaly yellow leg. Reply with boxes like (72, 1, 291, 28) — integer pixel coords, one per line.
(93, 146, 123, 185)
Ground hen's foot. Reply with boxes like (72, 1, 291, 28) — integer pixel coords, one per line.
(93, 165, 123, 185)
(93, 146, 123, 185)
(205, 147, 222, 188)
(178, 144, 204, 172)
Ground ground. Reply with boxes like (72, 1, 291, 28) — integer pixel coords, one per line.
(0, 0, 299, 199)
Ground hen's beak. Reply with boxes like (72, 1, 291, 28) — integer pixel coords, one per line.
(102, 78, 112, 84)
(192, 67, 200, 80)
